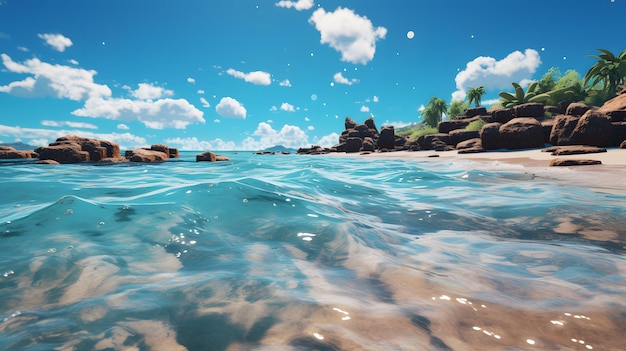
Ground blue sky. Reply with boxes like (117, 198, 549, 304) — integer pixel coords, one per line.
(0, 0, 624, 150)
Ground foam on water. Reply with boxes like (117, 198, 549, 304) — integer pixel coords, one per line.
(1, 152, 625, 350)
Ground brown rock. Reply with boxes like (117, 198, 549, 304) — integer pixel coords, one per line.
(597, 93, 626, 114)
(549, 115, 579, 146)
(456, 138, 482, 150)
(565, 102, 590, 116)
(35, 159, 61, 165)
(571, 110, 614, 147)
(377, 126, 396, 150)
(0, 146, 38, 159)
(360, 137, 375, 152)
(36, 143, 89, 164)
(36, 135, 122, 163)
(514, 103, 544, 118)
(196, 151, 216, 162)
(550, 146, 607, 156)
(449, 129, 479, 147)
(541, 120, 554, 144)
(492, 108, 514, 124)
(126, 148, 168, 162)
(465, 107, 487, 118)
(215, 155, 230, 162)
(550, 158, 602, 166)
(345, 137, 363, 153)
(621, 140, 626, 149)
(417, 133, 451, 150)
(457, 147, 486, 154)
(438, 119, 469, 134)
(344, 117, 358, 130)
(499, 118, 544, 150)
(363, 117, 378, 134)
(480, 122, 502, 150)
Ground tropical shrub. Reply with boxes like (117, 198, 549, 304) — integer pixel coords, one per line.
(448, 100, 469, 119)
(465, 119, 486, 131)
(584, 48, 626, 98)
(499, 82, 550, 107)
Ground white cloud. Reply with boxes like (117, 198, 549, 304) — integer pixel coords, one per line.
(214, 119, 221, 123)
(38, 33, 73, 52)
(165, 137, 236, 151)
(270, 106, 278, 112)
(0, 124, 147, 150)
(69, 59, 79, 65)
(373, 96, 379, 102)
(241, 122, 309, 150)
(41, 120, 98, 129)
(72, 97, 205, 129)
(0, 54, 111, 100)
(226, 68, 271, 86)
(383, 120, 412, 128)
(275, 0, 314, 10)
(360, 105, 370, 113)
(187, 77, 196, 84)
(333, 72, 359, 85)
(215, 97, 246, 119)
(315, 132, 340, 148)
(131, 83, 174, 100)
(307, 126, 314, 131)
(197, 89, 205, 94)
(200, 97, 210, 108)
(279, 79, 292, 87)
(304, 117, 310, 122)
(309, 7, 387, 65)
(117, 123, 129, 130)
(280, 102, 295, 112)
(452, 48, 542, 101)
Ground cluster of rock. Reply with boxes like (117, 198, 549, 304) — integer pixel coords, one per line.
(297, 117, 419, 155)
(0, 135, 230, 164)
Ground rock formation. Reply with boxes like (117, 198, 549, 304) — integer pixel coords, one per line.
(35, 135, 124, 164)
(0, 146, 38, 159)
(124, 144, 180, 163)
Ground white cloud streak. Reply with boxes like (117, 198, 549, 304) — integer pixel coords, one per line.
(334, 72, 359, 85)
(226, 68, 271, 85)
(131, 83, 173, 100)
(38, 33, 73, 52)
(309, 7, 387, 64)
(165, 137, 236, 151)
(275, 0, 314, 11)
(41, 120, 98, 129)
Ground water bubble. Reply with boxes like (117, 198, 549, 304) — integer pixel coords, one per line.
(406, 30, 415, 39)
(311, 94, 318, 101)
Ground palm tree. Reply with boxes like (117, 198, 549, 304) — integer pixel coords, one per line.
(584, 48, 626, 98)
(467, 86, 485, 107)
(421, 97, 447, 128)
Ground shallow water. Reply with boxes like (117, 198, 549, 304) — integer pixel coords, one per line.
(1, 152, 625, 350)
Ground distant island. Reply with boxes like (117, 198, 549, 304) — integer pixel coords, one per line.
(0, 142, 33, 150)
(259, 145, 297, 153)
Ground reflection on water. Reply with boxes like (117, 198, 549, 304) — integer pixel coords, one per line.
(0, 153, 624, 350)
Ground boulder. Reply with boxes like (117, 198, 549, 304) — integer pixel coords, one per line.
(549, 115, 579, 146)
(417, 133, 451, 150)
(457, 146, 486, 154)
(196, 151, 216, 162)
(151, 144, 179, 159)
(35, 159, 60, 165)
(36, 143, 89, 164)
(126, 148, 168, 163)
(456, 138, 482, 150)
(492, 108, 514, 124)
(565, 102, 590, 117)
(541, 120, 554, 144)
(377, 126, 396, 150)
(363, 117, 379, 134)
(596, 93, 626, 114)
(514, 103, 544, 118)
(621, 140, 626, 149)
(360, 137, 376, 152)
(612, 122, 626, 146)
(297, 145, 328, 154)
(499, 118, 545, 150)
(36, 135, 122, 163)
(0, 146, 38, 159)
(438, 119, 469, 134)
(550, 158, 602, 167)
(344, 117, 358, 130)
(345, 137, 363, 153)
(570, 110, 614, 147)
(480, 122, 502, 150)
(607, 110, 626, 122)
(449, 129, 479, 147)
(215, 155, 230, 162)
(465, 107, 487, 118)
(550, 146, 607, 156)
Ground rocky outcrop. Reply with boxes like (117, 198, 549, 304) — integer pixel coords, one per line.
(196, 151, 230, 162)
(565, 102, 590, 117)
(124, 144, 180, 163)
(377, 126, 396, 150)
(514, 103, 545, 118)
(360, 137, 376, 152)
(0, 146, 38, 159)
(297, 145, 330, 155)
(333, 117, 407, 153)
(550, 158, 602, 166)
(35, 135, 124, 164)
(438, 119, 470, 134)
(449, 129, 479, 147)
(570, 110, 614, 147)
(499, 118, 544, 149)
(549, 115, 579, 146)
(479, 122, 502, 150)
(465, 107, 487, 118)
(492, 108, 514, 124)
(547, 145, 607, 156)
(621, 140, 626, 148)
(417, 133, 451, 150)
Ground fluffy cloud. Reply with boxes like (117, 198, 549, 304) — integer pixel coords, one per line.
(452, 48, 542, 101)
(131, 83, 173, 100)
(275, 0, 314, 10)
(309, 7, 387, 64)
(164, 137, 236, 151)
(226, 68, 271, 86)
(41, 120, 98, 129)
(333, 72, 359, 85)
(360, 105, 370, 113)
(280, 102, 295, 112)
(72, 97, 205, 129)
(0, 54, 111, 100)
(0, 124, 147, 149)
(200, 97, 210, 108)
(187, 77, 196, 84)
(279, 79, 292, 87)
(315, 132, 340, 148)
(38, 33, 73, 52)
(215, 97, 247, 119)
(241, 122, 309, 150)
(117, 123, 129, 130)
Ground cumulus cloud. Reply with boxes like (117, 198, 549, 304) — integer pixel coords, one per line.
(117, 123, 129, 130)
(315, 132, 340, 148)
(241, 122, 309, 150)
(0, 124, 147, 150)
(275, 0, 314, 10)
(452, 48, 542, 101)
(215, 97, 247, 119)
(309, 7, 387, 64)
(131, 83, 174, 100)
(72, 97, 205, 129)
(200, 97, 210, 108)
(280, 102, 295, 112)
(334, 72, 359, 85)
(226, 68, 271, 86)
(279, 79, 292, 87)
(38, 33, 73, 52)
(360, 105, 370, 113)
(41, 120, 98, 129)
(187, 77, 196, 84)
(165, 137, 236, 151)
(0, 54, 111, 100)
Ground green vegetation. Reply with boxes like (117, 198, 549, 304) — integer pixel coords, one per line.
(396, 123, 438, 140)
(584, 48, 626, 98)
(447, 100, 469, 119)
(499, 82, 551, 107)
(410, 126, 438, 139)
(465, 119, 486, 131)
(466, 86, 485, 107)
(420, 97, 448, 127)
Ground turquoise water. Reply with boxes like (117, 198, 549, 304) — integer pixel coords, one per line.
(1, 152, 625, 350)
